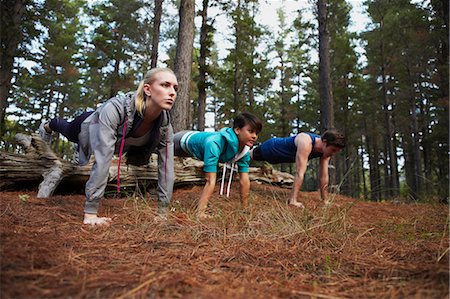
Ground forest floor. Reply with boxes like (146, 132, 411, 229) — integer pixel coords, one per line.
(1, 183, 448, 299)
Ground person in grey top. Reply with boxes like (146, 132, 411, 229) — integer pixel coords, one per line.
(39, 68, 178, 226)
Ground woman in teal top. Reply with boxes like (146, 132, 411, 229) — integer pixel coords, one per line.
(174, 112, 262, 219)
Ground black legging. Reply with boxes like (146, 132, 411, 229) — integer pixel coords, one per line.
(49, 111, 94, 143)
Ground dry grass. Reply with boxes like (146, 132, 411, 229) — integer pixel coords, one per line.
(1, 183, 448, 298)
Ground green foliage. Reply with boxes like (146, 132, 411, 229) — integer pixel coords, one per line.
(84, 0, 149, 101)
(362, 0, 448, 200)
(10, 0, 85, 138)
(211, 0, 274, 129)
(2, 0, 447, 202)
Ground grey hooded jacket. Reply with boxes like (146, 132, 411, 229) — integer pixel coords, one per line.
(77, 92, 174, 214)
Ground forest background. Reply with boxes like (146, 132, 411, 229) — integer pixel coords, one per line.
(1, 0, 448, 202)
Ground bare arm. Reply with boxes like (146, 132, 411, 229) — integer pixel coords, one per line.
(239, 172, 250, 208)
(318, 156, 330, 202)
(197, 172, 217, 218)
(84, 102, 123, 226)
(288, 136, 310, 207)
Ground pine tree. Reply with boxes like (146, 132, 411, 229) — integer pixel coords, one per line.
(327, 0, 363, 197)
(1, 0, 42, 143)
(172, 0, 195, 132)
(289, 8, 314, 135)
(10, 0, 84, 157)
(84, 0, 145, 104)
(317, 0, 334, 133)
(212, 0, 273, 130)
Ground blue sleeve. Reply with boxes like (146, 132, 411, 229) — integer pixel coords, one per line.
(203, 138, 221, 173)
(237, 152, 250, 173)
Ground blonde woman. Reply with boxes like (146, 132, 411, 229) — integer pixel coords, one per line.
(39, 68, 178, 226)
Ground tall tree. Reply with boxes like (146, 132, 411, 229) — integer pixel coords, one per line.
(317, 0, 334, 132)
(150, 0, 163, 68)
(327, 0, 362, 196)
(317, 0, 335, 189)
(85, 0, 144, 102)
(428, 0, 449, 199)
(172, 0, 195, 132)
(289, 8, 313, 135)
(212, 0, 273, 131)
(196, 0, 214, 131)
(4, 0, 84, 157)
(272, 7, 296, 172)
(273, 8, 295, 138)
(382, 1, 428, 199)
(0, 0, 40, 139)
(362, 0, 448, 200)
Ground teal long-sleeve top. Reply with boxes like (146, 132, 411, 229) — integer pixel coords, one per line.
(183, 127, 250, 173)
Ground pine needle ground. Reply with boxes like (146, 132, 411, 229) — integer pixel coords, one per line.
(1, 183, 448, 298)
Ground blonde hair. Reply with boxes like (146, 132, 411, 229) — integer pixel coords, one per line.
(135, 67, 175, 117)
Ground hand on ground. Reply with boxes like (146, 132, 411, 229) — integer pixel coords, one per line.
(324, 199, 332, 206)
(154, 214, 168, 222)
(197, 212, 213, 220)
(288, 200, 305, 209)
(83, 214, 112, 226)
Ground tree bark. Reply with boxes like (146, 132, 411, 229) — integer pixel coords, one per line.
(317, 0, 334, 133)
(232, 0, 242, 117)
(150, 0, 163, 69)
(172, 0, 195, 132)
(405, 56, 422, 199)
(0, 0, 25, 138)
(364, 118, 381, 200)
(379, 19, 399, 197)
(317, 0, 335, 190)
(197, 0, 209, 131)
(359, 143, 368, 199)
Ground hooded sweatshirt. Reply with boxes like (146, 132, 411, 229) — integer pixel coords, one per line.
(77, 92, 174, 214)
(181, 127, 250, 173)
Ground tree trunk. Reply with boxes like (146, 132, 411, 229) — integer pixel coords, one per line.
(317, 0, 334, 133)
(247, 7, 256, 112)
(353, 147, 361, 198)
(317, 0, 335, 190)
(0, 0, 25, 139)
(150, 0, 163, 69)
(360, 143, 368, 199)
(402, 136, 416, 200)
(365, 118, 381, 200)
(379, 24, 399, 197)
(405, 57, 422, 198)
(279, 60, 289, 173)
(172, 0, 195, 132)
(232, 0, 242, 117)
(197, 0, 209, 131)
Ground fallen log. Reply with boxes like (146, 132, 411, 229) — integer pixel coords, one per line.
(0, 134, 293, 196)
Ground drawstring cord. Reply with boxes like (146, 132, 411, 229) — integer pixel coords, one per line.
(220, 162, 236, 197)
(117, 116, 128, 195)
(165, 126, 168, 183)
(219, 145, 250, 198)
(219, 162, 236, 198)
(226, 162, 235, 197)
(220, 163, 227, 196)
